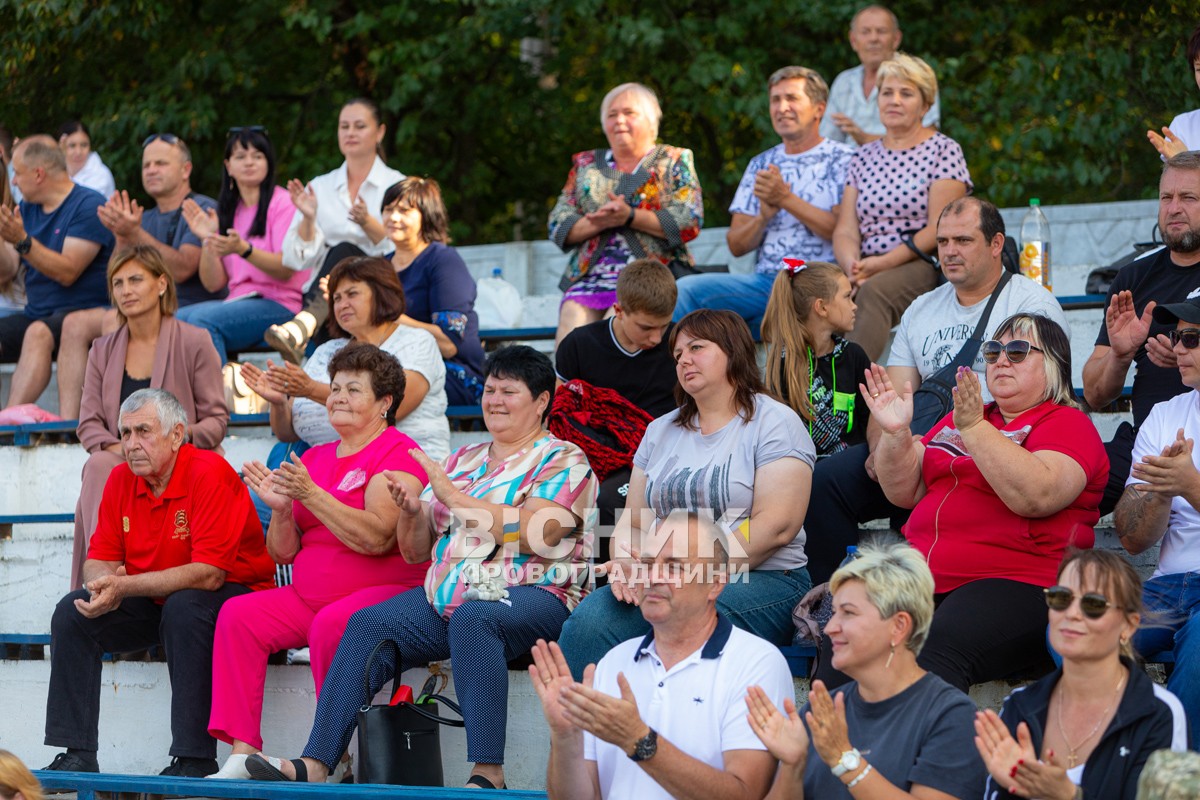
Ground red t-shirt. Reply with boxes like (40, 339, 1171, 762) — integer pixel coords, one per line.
(904, 401, 1109, 594)
(89, 444, 275, 594)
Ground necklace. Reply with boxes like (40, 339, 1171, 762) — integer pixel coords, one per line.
(1055, 672, 1126, 768)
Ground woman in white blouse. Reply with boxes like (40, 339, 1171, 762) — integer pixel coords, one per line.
(269, 99, 405, 362)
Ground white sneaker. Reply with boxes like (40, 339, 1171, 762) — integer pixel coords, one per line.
(288, 647, 311, 665)
(207, 753, 251, 780)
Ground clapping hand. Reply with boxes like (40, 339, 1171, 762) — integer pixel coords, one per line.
(1145, 333, 1179, 369)
(288, 179, 318, 219)
(97, 190, 144, 239)
(585, 191, 633, 230)
(753, 164, 791, 209)
(952, 366, 985, 432)
(239, 361, 286, 405)
(0, 205, 26, 245)
(860, 363, 913, 434)
(1104, 291, 1154, 361)
(243, 459, 290, 511)
(806, 680, 853, 768)
(558, 668, 648, 753)
(597, 532, 642, 606)
(408, 448, 458, 503)
(348, 196, 370, 226)
(270, 451, 319, 501)
(1148, 126, 1188, 160)
(529, 639, 582, 737)
(975, 710, 1073, 799)
(384, 470, 424, 515)
(1130, 427, 1200, 501)
(182, 198, 219, 240)
(745, 685, 809, 767)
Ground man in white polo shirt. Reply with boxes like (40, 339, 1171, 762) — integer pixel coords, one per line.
(530, 512, 794, 800)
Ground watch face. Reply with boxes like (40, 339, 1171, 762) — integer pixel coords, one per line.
(840, 750, 861, 770)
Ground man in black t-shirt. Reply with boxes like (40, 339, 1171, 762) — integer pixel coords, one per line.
(1083, 151, 1200, 512)
(555, 259, 678, 545)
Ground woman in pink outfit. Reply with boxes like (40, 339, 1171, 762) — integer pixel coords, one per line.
(207, 342, 429, 781)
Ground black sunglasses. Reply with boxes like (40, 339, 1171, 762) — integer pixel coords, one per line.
(1169, 328, 1200, 349)
(142, 132, 180, 148)
(1044, 586, 1114, 619)
(228, 125, 268, 136)
(982, 339, 1044, 364)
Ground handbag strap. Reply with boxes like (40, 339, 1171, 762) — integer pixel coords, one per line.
(362, 640, 467, 727)
(950, 269, 1013, 367)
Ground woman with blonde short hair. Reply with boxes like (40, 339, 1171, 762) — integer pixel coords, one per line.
(747, 541, 985, 799)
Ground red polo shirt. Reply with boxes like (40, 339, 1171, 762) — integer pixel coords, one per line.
(89, 443, 275, 593)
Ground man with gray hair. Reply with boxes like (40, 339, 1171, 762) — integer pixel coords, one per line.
(0, 134, 112, 402)
(531, 512, 793, 800)
(673, 66, 852, 336)
(820, 5, 940, 146)
(42, 388, 274, 777)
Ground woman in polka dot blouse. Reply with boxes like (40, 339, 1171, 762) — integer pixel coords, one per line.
(832, 53, 972, 360)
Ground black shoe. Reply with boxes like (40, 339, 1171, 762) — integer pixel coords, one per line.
(43, 752, 99, 772)
(159, 757, 219, 778)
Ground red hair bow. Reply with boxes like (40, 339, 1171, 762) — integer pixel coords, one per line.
(782, 258, 807, 275)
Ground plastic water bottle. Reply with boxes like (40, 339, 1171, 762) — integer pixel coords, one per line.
(838, 545, 859, 571)
(1019, 199, 1052, 292)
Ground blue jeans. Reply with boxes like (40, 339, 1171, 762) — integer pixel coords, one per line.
(558, 567, 809, 680)
(673, 271, 777, 339)
(176, 297, 293, 364)
(1133, 572, 1200, 749)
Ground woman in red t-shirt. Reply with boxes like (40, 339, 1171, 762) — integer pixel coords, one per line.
(862, 313, 1108, 692)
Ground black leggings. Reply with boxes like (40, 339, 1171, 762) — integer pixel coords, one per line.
(919, 578, 1053, 693)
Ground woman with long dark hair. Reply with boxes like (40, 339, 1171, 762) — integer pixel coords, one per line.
(179, 127, 305, 363)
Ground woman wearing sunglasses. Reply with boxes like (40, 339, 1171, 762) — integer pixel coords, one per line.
(862, 313, 1109, 694)
(976, 549, 1187, 799)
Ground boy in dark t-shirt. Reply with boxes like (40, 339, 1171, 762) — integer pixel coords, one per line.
(555, 259, 678, 545)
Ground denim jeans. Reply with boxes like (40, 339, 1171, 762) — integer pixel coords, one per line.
(558, 567, 810, 680)
(176, 297, 293, 364)
(673, 271, 777, 339)
(1133, 571, 1200, 750)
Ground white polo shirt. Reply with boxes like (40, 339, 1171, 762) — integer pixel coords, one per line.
(584, 614, 794, 800)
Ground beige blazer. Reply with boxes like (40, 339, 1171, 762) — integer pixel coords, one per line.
(76, 315, 228, 451)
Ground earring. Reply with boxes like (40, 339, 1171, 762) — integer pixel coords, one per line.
(159, 291, 165, 298)
(381, 411, 387, 419)
(885, 642, 895, 670)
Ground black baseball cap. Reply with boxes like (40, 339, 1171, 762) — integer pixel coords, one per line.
(1153, 297, 1200, 325)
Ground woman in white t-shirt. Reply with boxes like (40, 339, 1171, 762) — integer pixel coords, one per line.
(58, 120, 116, 198)
(1148, 24, 1200, 159)
(557, 308, 817, 678)
(269, 99, 405, 362)
(242, 256, 449, 460)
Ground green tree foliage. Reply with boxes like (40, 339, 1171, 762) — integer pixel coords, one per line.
(0, 0, 1194, 244)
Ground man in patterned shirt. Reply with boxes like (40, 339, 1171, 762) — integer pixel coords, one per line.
(673, 66, 852, 337)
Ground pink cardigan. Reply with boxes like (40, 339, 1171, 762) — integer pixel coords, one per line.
(76, 315, 229, 451)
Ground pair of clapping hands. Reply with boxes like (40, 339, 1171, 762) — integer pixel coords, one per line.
(180, 198, 251, 258)
(859, 362, 987, 434)
(239, 360, 318, 405)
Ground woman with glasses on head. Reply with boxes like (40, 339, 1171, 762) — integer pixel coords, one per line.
(976, 550, 1187, 799)
(179, 127, 306, 363)
(861, 313, 1109, 694)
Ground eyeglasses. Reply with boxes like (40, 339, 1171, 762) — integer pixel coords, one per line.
(227, 126, 268, 136)
(142, 133, 180, 148)
(1168, 328, 1200, 349)
(1044, 586, 1115, 619)
(981, 339, 1044, 364)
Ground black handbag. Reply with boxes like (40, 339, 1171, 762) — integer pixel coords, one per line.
(356, 640, 465, 786)
(909, 270, 1012, 435)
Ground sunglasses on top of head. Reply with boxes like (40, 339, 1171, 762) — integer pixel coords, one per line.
(981, 339, 1044, 364)
(1043, 585, 1115, 619)
(1168, 328, 1200, 349)
(142, 133, 180, 148)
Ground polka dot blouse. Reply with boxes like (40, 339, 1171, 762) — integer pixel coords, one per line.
(847, 132, 972, 256)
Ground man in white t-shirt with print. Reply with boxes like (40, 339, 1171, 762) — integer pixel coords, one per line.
(673, 65, 852, 337)
(1116, 296, 1200, 750)
(531, 512, 793, 800)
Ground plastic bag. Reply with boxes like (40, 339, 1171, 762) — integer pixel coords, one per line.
(475, 269, 522, 329)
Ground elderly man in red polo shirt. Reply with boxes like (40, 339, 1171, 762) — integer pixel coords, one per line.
(41, 388, 275, 778)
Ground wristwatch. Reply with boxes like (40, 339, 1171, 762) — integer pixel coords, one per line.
(14, 234, 32, 255)
(830, 747, 862, 777)
(628, 727, 658, 762)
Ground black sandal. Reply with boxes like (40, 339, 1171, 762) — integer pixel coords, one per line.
(245, 754, 309, 783)
(466, 774, 506, 789)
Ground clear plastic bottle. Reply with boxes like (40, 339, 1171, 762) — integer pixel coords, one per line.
(1019, 198, 1052, 291)
(838, 545, 859, 571)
